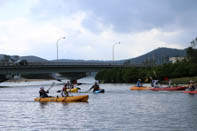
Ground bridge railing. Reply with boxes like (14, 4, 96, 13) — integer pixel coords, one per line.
(0, 61, 143, 67)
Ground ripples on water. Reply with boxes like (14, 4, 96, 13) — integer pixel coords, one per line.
(0, 81, 197, 131)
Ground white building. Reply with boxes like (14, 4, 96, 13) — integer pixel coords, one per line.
(169, 57, 185, 63)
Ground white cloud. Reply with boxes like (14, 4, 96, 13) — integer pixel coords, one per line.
(86, 28, 184, 60)
(0, 0, 191, 61)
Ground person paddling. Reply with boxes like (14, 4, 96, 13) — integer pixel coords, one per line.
(61, 84, 69, 97)
(188, 80, 196, 91)
(150, 76, 159, 88)
(168, 80, 172, 88)
(89, 81, 100, 93)
(39, 87, 49, 98)
(136, 79, 142, 87)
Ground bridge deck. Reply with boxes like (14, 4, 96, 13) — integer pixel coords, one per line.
(0, 62, 142, 75)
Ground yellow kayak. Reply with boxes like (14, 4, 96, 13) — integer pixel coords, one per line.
(66, 88, 78, 93)
(34, 95, 88, 102)
(130, 86, 151, 90)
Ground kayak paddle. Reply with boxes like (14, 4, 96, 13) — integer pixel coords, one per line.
(47, 82, 55, 92)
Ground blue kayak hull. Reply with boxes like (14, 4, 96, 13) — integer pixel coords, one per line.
(94, 89, 105, 94)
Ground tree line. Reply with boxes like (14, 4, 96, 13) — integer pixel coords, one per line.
(95, 47, 197, 83)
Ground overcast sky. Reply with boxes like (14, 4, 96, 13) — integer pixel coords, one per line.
(0, 0, 196, 60)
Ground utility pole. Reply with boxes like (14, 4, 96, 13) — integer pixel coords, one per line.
(112, 42, 120, 61)
(56, 36, 66, 61)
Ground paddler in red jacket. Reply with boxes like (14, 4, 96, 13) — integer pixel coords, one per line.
(61, 84, 69, 97)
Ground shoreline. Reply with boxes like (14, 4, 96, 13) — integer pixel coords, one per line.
(6, 79, 54, 82)
(4, 76, 197, 84)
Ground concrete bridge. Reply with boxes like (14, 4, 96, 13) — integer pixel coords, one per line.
(0, 61, 140, 82)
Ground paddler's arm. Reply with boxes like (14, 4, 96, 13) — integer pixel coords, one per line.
(88, 86, 94, 91)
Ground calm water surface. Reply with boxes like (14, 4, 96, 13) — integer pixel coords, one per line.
(0, 80, 197, 131)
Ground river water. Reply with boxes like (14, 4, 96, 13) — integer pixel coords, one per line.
(0, 79, 197, 131)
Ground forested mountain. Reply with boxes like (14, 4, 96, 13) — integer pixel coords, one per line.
(121, 47, 186, 65)
(0, 47, 186, 64)
(0, 54, 48, 62)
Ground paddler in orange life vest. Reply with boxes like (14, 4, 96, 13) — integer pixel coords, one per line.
(61, 84, 69, 97)
(89, 81, 100, 92)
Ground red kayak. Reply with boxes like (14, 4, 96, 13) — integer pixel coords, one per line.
(150, 86, 187, 91)
(183, 90, 197, 94)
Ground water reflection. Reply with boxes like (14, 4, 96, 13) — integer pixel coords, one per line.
(39, 102, 49, 109)
(38, 100, 88, 109)
(61, 102, 69, 106)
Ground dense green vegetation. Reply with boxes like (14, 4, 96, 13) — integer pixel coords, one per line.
(95, 47, 197, 83)
(164, 76, 197, 84)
